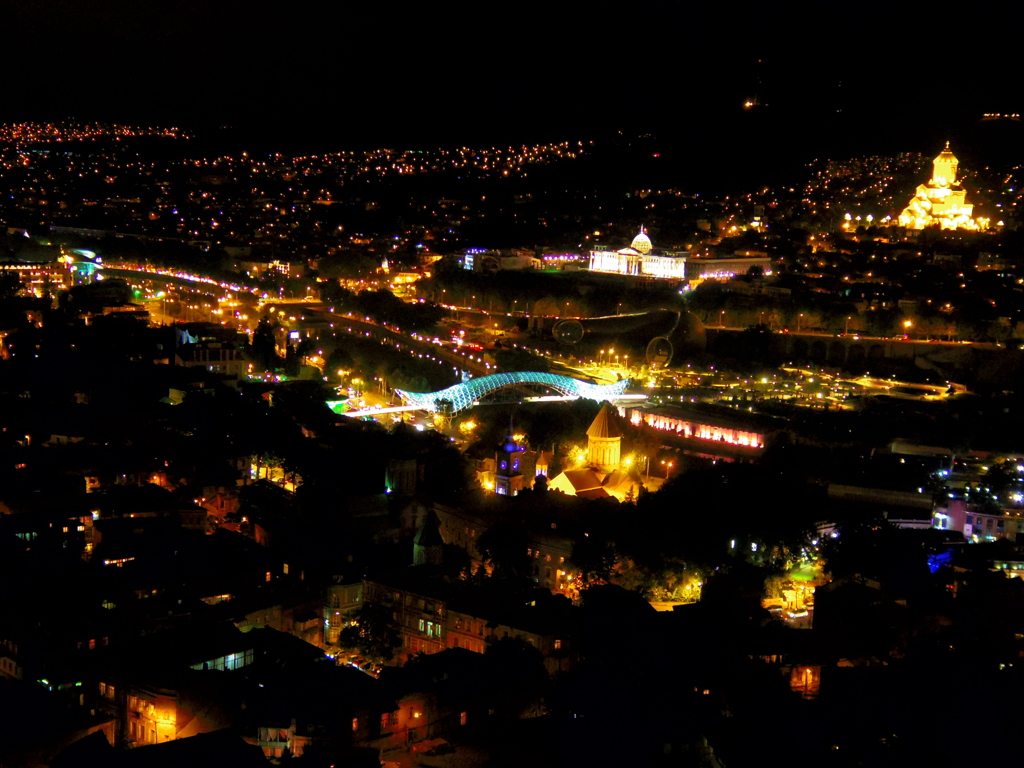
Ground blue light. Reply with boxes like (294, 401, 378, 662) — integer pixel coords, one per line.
(394, 371, 631, 415)
(927, 550, 953, 573)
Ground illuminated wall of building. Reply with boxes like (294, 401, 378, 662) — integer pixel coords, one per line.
(188, 648, 254, 671)
(623, 408, 764, 448)
(685, 256, 772, 281)
(589, 227, 688, 279)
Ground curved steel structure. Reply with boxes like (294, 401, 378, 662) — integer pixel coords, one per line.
(395, 372, 631, 414)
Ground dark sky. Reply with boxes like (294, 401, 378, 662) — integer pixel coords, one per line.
(2, 1, 1020, 151)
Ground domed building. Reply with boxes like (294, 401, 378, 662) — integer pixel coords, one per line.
(630, 228, 653, 255)
(548, 402, 661, 501)
(589, 226, 688, 279)
(898, 143, 989, 231)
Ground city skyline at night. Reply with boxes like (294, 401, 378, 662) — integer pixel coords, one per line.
(3, 5, 1024, 768)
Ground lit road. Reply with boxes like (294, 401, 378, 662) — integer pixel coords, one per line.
(300, 306, 492, 378)
(101, 263, 491, 377)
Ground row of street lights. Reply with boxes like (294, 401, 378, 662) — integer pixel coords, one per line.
(597, 348, 628, 368)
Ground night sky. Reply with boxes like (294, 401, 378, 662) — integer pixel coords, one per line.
(2, 2, 1020, 155)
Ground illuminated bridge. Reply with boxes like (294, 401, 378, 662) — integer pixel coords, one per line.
(394, 371, 634, 415)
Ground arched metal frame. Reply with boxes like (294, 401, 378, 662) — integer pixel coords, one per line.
(395, 371, 630, 414)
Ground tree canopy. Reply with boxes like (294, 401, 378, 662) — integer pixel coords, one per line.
(339, 602, 402, 661)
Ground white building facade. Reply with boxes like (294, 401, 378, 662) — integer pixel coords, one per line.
(589, 227, 687, 279)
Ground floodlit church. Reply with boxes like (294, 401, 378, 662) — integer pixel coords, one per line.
(898, 143, 988, 231)
(548, 402, 660, 501)
(589, 227, 688, 279)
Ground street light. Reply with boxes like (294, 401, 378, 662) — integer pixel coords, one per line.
(845, 316, 852, 334)
(798, 313, 804, 333)
(719, 310, 726, 328)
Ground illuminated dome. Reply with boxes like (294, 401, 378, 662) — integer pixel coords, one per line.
(931, 141, 959, 186)
(896, 142, 987, 231)
(630, 227, 653, 254)
(935, 144, 958, 163)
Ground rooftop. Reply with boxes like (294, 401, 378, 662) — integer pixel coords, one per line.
(587, 402, 624, 439)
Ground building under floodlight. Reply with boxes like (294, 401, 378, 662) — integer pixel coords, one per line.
(589, 227, 688, 279)
(898, 143, 989, 231)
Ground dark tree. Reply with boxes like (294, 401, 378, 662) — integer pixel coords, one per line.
(0, 271, 21, 298)
(339, 602, 402, 661)
(570, 533, 617, 586)
(483, 637, 548, 719)
(477, 522, 531, 580)
(325, 347, 355, 379)
(440, 543, 473, 580)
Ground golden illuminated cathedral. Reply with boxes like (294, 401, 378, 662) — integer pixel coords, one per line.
(898, 143, 988, 231)
(548, 403, 661, 501)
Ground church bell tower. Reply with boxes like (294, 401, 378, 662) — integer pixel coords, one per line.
(495, 435, 526, 497)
